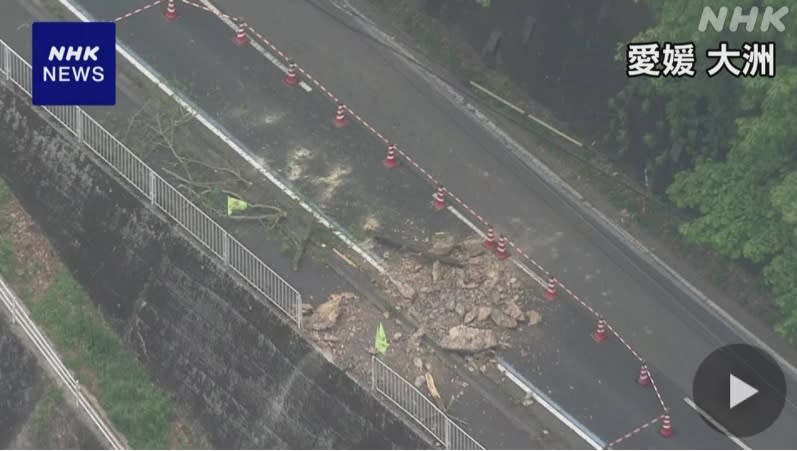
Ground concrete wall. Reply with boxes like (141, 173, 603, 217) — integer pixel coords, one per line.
(0, 89, 429, 449)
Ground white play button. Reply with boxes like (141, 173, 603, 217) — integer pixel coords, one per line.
(729, 374, 758, 409)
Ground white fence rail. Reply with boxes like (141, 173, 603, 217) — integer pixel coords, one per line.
(372, 357, 485, 450)
(0, 39, 303, 327)
(0, 276, 125, 450)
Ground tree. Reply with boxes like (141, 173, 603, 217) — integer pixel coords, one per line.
(615, 0, 797, 342)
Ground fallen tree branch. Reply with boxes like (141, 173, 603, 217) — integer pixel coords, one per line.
(292, 225, 314, 271)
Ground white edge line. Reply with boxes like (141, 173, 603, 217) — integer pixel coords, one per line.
(496, 362, 604, 450)
(195, 0, 312, 93)
(55, 0, 384, 277)
(683, 397, 751, 450)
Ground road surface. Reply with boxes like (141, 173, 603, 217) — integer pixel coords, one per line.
(39, 0, 797, 448)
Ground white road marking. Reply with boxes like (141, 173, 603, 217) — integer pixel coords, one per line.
(683, 397, 751, 450)
(197, 0, 312, 93)
(497, 359, 604, 450)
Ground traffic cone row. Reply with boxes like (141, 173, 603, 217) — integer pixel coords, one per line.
(334, 103, 347, 127)
(544, 276, 557, 300)
(432, 186, 446, 210)
(638, 362, 651, 386)
(592, 318, 608, 343)
(660, 413, 673, 438)
(384, 144, 398, 168)
(234, 22, 249, 46)
(495, 234, 509, 260)
(284, 61, 299, 86)
(483, 224, 497, 249)
(164, 0, 177, 20)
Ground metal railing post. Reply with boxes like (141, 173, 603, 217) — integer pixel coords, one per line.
(222, 232, 230, 265)
(149, 170, 157, 205)
(371, 356, 377, 391)
(296, 294, 302, 329)
(75, 108, 83, 142)
(3, 44, 9, 80)
(444, 419, 451, 449)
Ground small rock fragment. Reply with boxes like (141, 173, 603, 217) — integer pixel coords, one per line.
(490, 309, 518, 328)
(414, 357, 424, 369)
(527, 310, 542, 326)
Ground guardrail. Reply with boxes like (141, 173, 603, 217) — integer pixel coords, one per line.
(372, 356, 484, 450)
(0, 38, 303, 328)
(0, 276, 125, 449)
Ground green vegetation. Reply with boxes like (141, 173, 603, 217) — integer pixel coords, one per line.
(31, 384, 64, 435)
(31, 270, 175, 448)
(611, 0, 797, 342)
(0, 178, 176, 449)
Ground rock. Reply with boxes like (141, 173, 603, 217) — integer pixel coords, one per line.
(463, 307, 477, 324)
(414, 375, 426, 388)
(461, 237, 487, 257)
(490, 309, 518, 328)
(440, 326, 498, 352)
(429, 232, 457, 257)
(396, 281, 417, 301)
(308, 293, 350, 330)
(503, 301, 525, 321)
(392, 332, 403, 341)
(408, 327, 426, 349)
(424, 362, 431, 371)
(527, 310, 542, 326)
(301, 304, 314, 315)
(483, 270, 500, 290)
(432, 260, 441, 283)
(479, 365, 487, 373)
(476, 306, 492, 322)
(419, 286, 435, 294)
(445, 298, 456, 311)
(383, 311, 390, 319)
(455, 303, 466, 318)
(522, 397, 534, 407)
(458, 279, 480, 289)
(414, 357, 424, 369)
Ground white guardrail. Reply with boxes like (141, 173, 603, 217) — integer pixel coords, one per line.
(0, 39, 303, 328)
(0, 276, 125, 449)
(372, 357, 485, 450)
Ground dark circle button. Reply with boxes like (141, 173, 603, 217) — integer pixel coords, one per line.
(693, 344, 786, 437)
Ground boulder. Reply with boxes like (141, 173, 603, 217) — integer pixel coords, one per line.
(476, 306, 492, 322)
(308, 293, 352, 330)
(440, 326, 498, 352)
(455, 303, 466, 318)
(503, 301, 525, 321)
(463, 307, 477, 324)
(527, 310, 542, 326)
(461, 237, 487, 257)
(429, 232, 457, 257)
(490, 309, 518, 328)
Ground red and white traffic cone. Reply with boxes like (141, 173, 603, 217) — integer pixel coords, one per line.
(384, 143, 398, 169)
(284, 61, 299, 86)
(483, 224, 497, 249)
(659, 413, 674, 438)
(164, 0, 177, 20)
(334, 103, 347, 127)
(592, 318, 608, 343)
(638, 362, 651, 386)
(432, 186, 446, 210)
(234, 22, 249, 46)
(495, 234, 510, 260)
(544, 276, 557, 301)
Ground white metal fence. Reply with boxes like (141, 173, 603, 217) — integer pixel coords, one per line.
(372, 357, 485, 450)
(0, 39, 303, 327)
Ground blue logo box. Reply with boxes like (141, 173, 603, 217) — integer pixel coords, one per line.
(32, 21, 116, 106)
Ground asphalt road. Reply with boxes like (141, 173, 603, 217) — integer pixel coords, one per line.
(41, 0, 797, 448)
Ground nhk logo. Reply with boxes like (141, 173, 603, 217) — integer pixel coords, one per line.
(44, 45, 105, 82)
(32, 22, 116, 106)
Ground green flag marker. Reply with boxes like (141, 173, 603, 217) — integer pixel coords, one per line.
(375, 322, 389, 354)
(227, 196, 248, 216)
